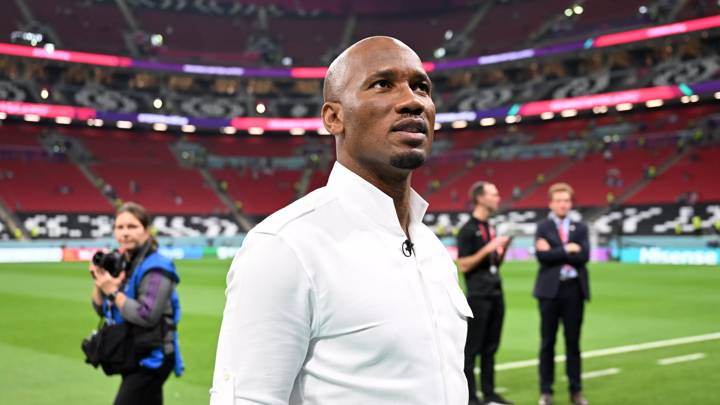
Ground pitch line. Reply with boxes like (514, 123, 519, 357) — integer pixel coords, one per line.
(472, 332, 720, 373)
(657, 352, 706, 366)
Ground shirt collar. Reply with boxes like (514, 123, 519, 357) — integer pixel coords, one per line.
(327, 161, 429, 235)
(549, 212, 570, 227)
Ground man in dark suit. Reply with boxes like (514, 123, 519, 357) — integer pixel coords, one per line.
(534, 183, 590, 405)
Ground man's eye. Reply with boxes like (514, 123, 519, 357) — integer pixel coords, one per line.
(371, 80, 391, 89)
(416, 83, 430, 93)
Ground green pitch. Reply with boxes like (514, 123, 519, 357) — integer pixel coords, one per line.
(0, 259, 717, 404)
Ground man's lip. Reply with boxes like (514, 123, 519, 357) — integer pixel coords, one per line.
(391, 117, 428, 134)
(391, 130, 426, 147)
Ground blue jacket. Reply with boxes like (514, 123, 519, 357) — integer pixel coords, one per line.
(102, 251, 184, 376)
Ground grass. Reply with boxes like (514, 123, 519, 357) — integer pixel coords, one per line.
(0, 259, 717, 404)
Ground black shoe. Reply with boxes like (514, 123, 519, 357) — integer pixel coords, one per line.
(468, 398, 483, 405)
(483, 393, 514, 405)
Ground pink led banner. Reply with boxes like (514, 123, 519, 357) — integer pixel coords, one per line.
(231, 117, 324, 131)
(0, 101, 96, 119)
(594, 14, 720, 47)
(519, 86, 682, 116)
(0, 43, 131, 67)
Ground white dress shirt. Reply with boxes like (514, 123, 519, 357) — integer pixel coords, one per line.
(210, 162, 473, 405)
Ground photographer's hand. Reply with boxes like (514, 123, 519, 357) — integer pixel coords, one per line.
(93, 270, 127, 308)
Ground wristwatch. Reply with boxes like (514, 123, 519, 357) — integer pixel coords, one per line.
(107, 290, 120, 302)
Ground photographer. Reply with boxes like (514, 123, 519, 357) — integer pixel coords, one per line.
(89, 202, 183, 405)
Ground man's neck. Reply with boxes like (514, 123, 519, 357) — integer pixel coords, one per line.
(339, 157, 413, 236)
(472, 205, 490, 221)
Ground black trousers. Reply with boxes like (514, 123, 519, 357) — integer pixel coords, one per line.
(464, 295, 505, 400)
(538, 279, 584, 395)
(114, 355, 174, 405)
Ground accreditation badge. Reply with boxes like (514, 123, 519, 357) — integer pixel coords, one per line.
(490, 265, 498, 274)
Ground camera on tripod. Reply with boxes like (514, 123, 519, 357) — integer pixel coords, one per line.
(92, 250, 128, 278)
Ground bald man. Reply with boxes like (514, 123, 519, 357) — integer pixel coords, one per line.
(211, 37, 472, 405)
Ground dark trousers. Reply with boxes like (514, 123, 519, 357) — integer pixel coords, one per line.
(114, 356, 174, 405)
(464, 295, 505, 400)
(538, 280, 584, 395)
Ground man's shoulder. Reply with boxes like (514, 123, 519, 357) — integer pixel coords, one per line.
(457, 217, 476, 235)
(251, 186, 336, 236)
(536, 217, 553, 229)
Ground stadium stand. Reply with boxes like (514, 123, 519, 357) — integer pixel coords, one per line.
(25, 0, 128, 54)
(627, 144, 720, 204)
(1, 1, 719, 240)
(0, 125, 113, 213)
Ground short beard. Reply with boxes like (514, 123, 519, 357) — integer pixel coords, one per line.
(389, 151, 426, 170)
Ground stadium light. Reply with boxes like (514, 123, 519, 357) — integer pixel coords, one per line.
(86, 118, 103, 127)
(505, 115, 520, 124)
(0, 112, 6, 120)
(592, 106, 608, 114)
(255, 103, 266, 114)
(54, 116, 72, 125)
(434, 47, 446, 59)
(639, 5, 648, 14)
(689, 94, 700, 103)
(248, 127, 264, 135)
(221, 126, 237, 135)
(150, 34, 163, 47)
(480, 117, 496, 126)
(40, 88, 49, 99)
(645, 99, 664, 108)
(680, 96, 690, 104)
(317, 127, 330, 135)
(616, 103, 634, 111)
(564, 8, 573, 17)
(434, 122, 442, 131)
(153, 98, 163, 109)
(116, 120, 133, 129)
(715, 92, 720, 100)
(540, 112, 555, 120)
(451, 120, 468, 129)
(560, 109, 578, 117)
(289, 128, 305, 136)
(43, 43, 55, 53)
(152, 123, 168, 131)
(181, 124, 196, 133)
(23, 114, 40, 122)
(573, 5, 584, 15)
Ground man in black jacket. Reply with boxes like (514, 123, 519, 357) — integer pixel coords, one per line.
(457, 181, 513, 405)
(534, 183, 590, 405)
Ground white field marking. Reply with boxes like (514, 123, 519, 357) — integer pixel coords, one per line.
(578, 367, 621, 380)
(657, 352, 706, 366)
(471, 332, 720, 372)
(476, 388, 509, 398)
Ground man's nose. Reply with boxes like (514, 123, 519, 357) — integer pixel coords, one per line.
(394, 83, 426, 116)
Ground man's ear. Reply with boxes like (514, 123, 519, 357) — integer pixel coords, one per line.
(321, 102, 344, 136)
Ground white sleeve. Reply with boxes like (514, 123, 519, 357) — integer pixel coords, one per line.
(210, 232, 316, 405)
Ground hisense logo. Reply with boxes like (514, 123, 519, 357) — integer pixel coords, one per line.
(639, 247, 718, 266)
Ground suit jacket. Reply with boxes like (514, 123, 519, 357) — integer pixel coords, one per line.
(533, 218, 591, 301)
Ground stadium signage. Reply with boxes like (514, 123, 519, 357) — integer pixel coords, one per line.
(1, 15, 718, 77)
(4, 80, 720, 133)
(622, 247, 719, 266)
(137, 113, 190, 126)
(0, 248, 63, 263)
